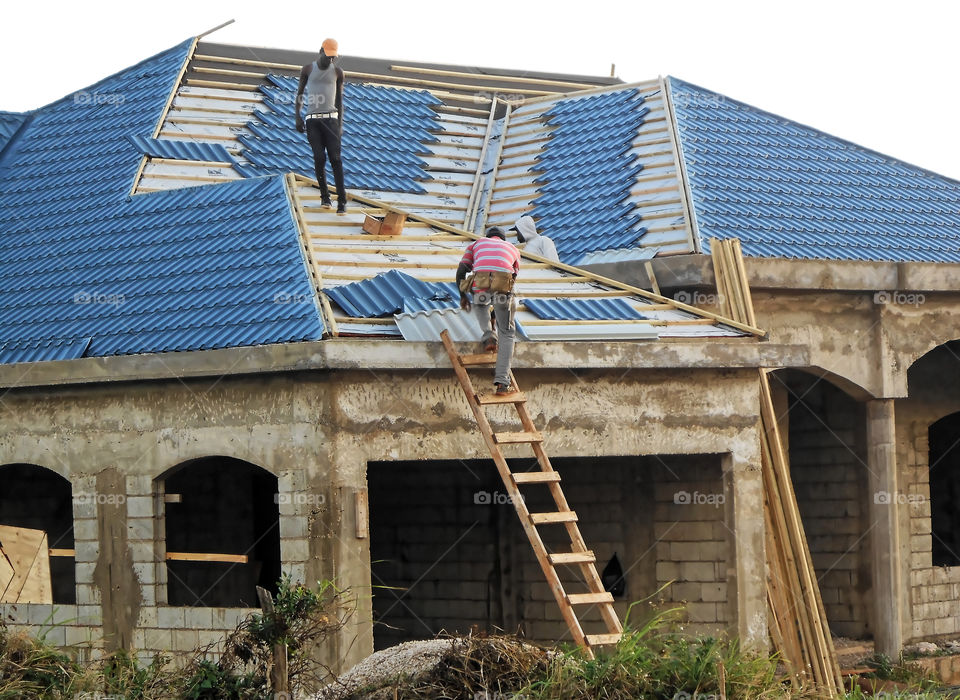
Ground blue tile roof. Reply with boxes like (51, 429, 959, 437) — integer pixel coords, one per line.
(529, 89, 648, 264)
(669, 77, 960, 263)
(0, 40, 325, 365)
(525, 298, 648, 321)
(0, 111, 27, 154)
(126, 134, 234, 163)
(237, 77, 441, 193)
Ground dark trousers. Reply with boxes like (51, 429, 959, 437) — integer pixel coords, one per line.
(306, 117, 346, 204)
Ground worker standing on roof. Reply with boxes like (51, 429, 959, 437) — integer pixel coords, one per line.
(511, 215, 559, 262)
(457, 227, 521, 396)
(295, 38, 347, 215)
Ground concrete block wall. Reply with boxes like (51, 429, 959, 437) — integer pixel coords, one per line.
(651, 456, 730, 637)
(783, 373, 871, 638)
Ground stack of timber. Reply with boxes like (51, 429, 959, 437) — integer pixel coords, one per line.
(711, 238, 845, 697)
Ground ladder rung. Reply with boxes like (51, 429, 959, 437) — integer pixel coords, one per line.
(567, 592, 615, 605)
(530, 511, 577, 525)
(459, 352, 497, 366)
(511, 471, 561, 484)
(477, 391, 526, 405)
(549, 551, 595, 565)
(495, 430, 543, 444)
(585, 633, 622, 647)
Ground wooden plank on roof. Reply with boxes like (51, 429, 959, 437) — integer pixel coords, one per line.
(389, 65, 600, 90)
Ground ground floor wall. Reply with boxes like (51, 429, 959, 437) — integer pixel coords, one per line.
(0, 364, 767, 674)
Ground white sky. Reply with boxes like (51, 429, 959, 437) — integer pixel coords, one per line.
(5, 0, 960, 180)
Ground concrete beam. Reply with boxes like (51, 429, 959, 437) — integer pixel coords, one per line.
(0, 339, 810, 390)
(586, 255, 960, 295)
(866, 399, 905, 658)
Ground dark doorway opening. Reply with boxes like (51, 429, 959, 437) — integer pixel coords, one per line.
(0, 464, 76, 604)
(162, 456, 280, 607)
(930, 412, 960, 567)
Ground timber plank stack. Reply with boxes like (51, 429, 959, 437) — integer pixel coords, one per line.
(711, 238, 845, 697)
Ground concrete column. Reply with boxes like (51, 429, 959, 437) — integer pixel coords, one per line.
(866, 399, 904, 658)
(725, 452, 768, 650)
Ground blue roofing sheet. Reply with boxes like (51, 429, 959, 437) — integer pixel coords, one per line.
(126, 134, 234, 163)
(0, 40, 325, 365)
(525, 298, 647, 321)
(669, 77, 960, 263)
(529, 89, 649, 263)
(326, 270, 456, 317)
(237, 79, 441, 193)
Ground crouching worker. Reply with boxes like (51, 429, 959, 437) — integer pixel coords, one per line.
(456, 227, 521, 395)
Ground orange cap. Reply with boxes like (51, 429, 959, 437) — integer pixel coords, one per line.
(321, 38, 339, 57)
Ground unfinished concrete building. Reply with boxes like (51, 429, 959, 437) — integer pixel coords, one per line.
(0, 35, 958, 674)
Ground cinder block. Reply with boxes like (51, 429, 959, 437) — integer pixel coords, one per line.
(127, 518, 154, 541)
(197, 629, 226, 652)
(132, 563, 156, 586)
(284, 563, 306, 584)
(74, 541, 100, 564)
(671, 582, 701, 601)
(670, 542, 701, 561)
(126, 496, 154, 518)
(157, 606, 185, 629)
(76, 605, 102, 625)
(126, 475, 154, 496)
(73, 518, 98, 542)
(26, 604, 54, 625)
(140, 585, 157, 607)
(141, 628, 173, 651)
(701, 583, 727, 603)
(680, 562, 715, 582)
(280, 538, 309, 562)
(128, 541, 156, 563)
(40, 625, 67, 647)
(76, 584, 101, 605)
(65, 626, 95, 646)
(279, 515, 308, 539)
(686, 602, 718, 623)
(185, 607, 214, 629)
(173, 628, 200, 652)
(656, 562, 681, 582)
(75, 562, 96, 584)
(138, 607, 158, 628)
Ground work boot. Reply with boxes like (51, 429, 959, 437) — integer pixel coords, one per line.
(494, 382, 516, 396)
(337, 201, 347, 215)
(321, 198, 333, 210)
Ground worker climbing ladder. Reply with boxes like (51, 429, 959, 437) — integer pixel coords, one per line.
(440, 330, 623, 658)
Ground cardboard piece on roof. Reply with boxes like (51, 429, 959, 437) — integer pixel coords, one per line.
(0, 525, 52, 604)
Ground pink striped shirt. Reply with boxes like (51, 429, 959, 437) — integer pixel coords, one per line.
(460, 237, 520, 274)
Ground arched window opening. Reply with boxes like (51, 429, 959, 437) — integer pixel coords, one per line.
(161, 457, 280, 607)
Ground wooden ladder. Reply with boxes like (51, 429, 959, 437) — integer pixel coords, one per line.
(440, 330, 623, 658)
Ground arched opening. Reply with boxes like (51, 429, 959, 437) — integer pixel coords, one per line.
(768, 369, 871, 639)
(929, 412, 960, 566)
(0, 463, 75, 603)
(160, 456, 280, 608)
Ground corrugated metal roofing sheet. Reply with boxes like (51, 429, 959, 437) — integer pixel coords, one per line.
(575, 246, 659, 266)
(0, 41, 325, 364)
(394, 307, 484, 342)
(126, 134, 234, 163)
(524, 298, 648, 321)
(669, 76, 960, 263)
(521, 323, 659, 341)
(0, 111, 27, 154)
(326, 270, 456, 317)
